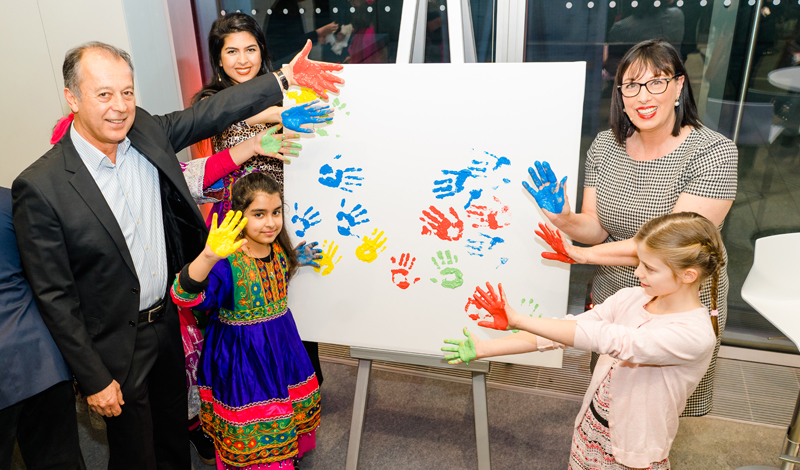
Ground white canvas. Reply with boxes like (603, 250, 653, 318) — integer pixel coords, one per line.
(284, 62, 586, 367)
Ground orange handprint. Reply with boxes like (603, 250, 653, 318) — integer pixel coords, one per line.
(466, 196, 511, 230)
(390, 253, 420, 290)
(420, 206, 464, 241)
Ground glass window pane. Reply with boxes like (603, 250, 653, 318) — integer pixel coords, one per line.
(470, 0, 496, 62)
(425, 0, 450, 62)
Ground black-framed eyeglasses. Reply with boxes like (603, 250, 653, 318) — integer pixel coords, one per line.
(618, 75, 682, 98)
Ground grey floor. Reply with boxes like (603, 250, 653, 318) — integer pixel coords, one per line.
(12, 360, 788, 469)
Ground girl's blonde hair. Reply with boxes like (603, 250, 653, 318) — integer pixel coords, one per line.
(634, 212, 725, 337)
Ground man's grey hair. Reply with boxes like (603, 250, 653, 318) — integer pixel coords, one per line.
(63, 41, 134, 100)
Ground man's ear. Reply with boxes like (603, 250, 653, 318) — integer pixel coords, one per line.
(681, 267, 699, 285)
(64, 87, 80, 114)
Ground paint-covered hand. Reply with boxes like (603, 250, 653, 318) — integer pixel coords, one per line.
(535, 223, 578, 264)
(295, 241, 323, 267)
(206, 211, 247, 258)
(289, 40, 344, 99)
(420, 206, 464, 241)
(441, 328, 479, 365)
(259, 126, 302, 163)
(281, 100, 333, 133)
(355, 229, 387, 263)
(522, 161, 569, 215)
(472, 282, 511, 330)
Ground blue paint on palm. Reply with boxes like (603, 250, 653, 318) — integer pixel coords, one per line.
(295, 241, 323, 267)
(336, 199, 370, 237)
(523, 160, 567, 213)
(291, 203, 321, 237)
(318, 162, 364, 192)
(281, 100, 333, 133)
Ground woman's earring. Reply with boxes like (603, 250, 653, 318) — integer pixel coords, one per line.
(217, 72, 221, 82)
(675, 99, 680, 107)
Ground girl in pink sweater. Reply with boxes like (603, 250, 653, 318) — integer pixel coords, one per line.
(442, 212, 722, 469)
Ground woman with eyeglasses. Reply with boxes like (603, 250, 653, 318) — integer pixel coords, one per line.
(526, 38, 737, 418)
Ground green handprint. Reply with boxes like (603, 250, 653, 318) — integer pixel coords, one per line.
(261, 126, 302, 155)
(441, 328, 477, 365)
(429, 250, 463, 289)
(511, 298, 541, 333)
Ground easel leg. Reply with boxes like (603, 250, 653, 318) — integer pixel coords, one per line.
(346, 358, 373, 470)
(472, 371, 491, 470)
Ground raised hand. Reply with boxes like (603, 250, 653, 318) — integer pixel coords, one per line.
(420, 206, 464, 241)
(441, 328, 478, 365)
(466, 196, 511, 230)
(281, 100, 333, 133)
(390, 253, 420, 290)
(291, 203, 321, 237)
(289, 40, 345, 99)
(472, 282, 509, 330)
(314, 240, 342, 276)
(295, 241, 323, 267)
(522, 161, 568, 214)
(430, 250, 463, 289)
(336, 199, 370, 237)
(535, 222, 577, 264)
(355, 229, 387, 263)
(260, 125, 302, 162)
(207, 211, 248, 258)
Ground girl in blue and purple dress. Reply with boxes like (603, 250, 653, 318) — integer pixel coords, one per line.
(171, 172, 322, 469)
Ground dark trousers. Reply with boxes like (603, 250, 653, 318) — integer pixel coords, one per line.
(0, 380, 83, 470)
(104, 308, 189, 470)
(302, 341, 324, 386)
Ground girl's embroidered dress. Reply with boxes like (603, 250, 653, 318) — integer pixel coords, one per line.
(172, 243, 320, 469)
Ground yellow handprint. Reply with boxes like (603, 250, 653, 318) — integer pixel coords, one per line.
(207, 211, 248, 257)
(287, 87, 320, 104)
(355, 229, 387, 263)
(314, 239, 342, 276)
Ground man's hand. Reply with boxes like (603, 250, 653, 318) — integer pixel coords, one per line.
(87, 380, 124, 417)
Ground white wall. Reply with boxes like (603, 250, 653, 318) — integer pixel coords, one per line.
(0, 0, 188, 187)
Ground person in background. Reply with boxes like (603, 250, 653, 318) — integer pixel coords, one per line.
(525, 39, 736, 418)
(0, 187, 83, 470)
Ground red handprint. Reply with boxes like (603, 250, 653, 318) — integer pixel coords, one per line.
(464, 297, 482, 320)
(535, 222, 576, 264)
(291, 40, 345, 99)
(420, 206, 464, 241)
(390, 253, 420, 290)
(473, 282, 509, 330)
(466, 196, 511, 230)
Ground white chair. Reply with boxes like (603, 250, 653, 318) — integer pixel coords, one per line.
(740, 232, 800, 470)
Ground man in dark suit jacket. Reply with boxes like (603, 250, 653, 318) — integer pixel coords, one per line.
(12, 41, 290, 470)
(0, 187, 82, 470)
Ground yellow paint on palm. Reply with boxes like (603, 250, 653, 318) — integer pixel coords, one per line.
(207, 211, 248, 257)
(355, 229, 388, 263)
(287, 87, 320, 104)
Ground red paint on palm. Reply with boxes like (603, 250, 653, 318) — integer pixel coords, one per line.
(473, 282, 509, 330)
(292, 40, 344, 99)
(420, 206, 464, 241)
(535, 223, 576, 264)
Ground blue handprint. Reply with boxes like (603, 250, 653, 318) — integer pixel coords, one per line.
(318, 162, 364, 192)
(482, 151, 511, 170)
(463, 189, 482, 210)
(292, 203, 321, 237)
(522, 160, 567, 213)
(465, 233, 505, 256)
(336, 199, 370, 237)
(281, 100, 333, 133)
(433, 166, 487, 199)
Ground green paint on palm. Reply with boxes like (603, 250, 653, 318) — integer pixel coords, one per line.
(317, 129, 329, 136)
(441, 328, 477, 365)
(260, 126, 282, 153)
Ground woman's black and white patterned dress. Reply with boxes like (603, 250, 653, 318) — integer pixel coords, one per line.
(584, 126, 737, 417)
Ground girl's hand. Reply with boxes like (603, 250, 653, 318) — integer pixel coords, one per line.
(205, 211, 248, 259)
(295, 241, 323, 267)
(535, 222, 585, 264)
(472, 282, 519, 331)
(442, 328, 480, 365)
(281, 100, 333, 134)
(257, 125, 302, 163)
(522, 161, 571, 224)
(285, 39, 345, 99)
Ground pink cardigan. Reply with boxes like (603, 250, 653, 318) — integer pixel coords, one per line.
(538, 287, 716, 468)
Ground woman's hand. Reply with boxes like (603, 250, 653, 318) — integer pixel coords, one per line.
(281, 100, 333, 134)
(284, 40, 345, 100)
(472, 282, 521, 331)
(316, 22, 339, 43)
(535, 222, 586, 264)
(256, 126, 302, 163)
(442, 328, 480, 365)
(205, 211, 248, 259)
(295, 241, 323, 267)
(522, 161, 571, 224)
